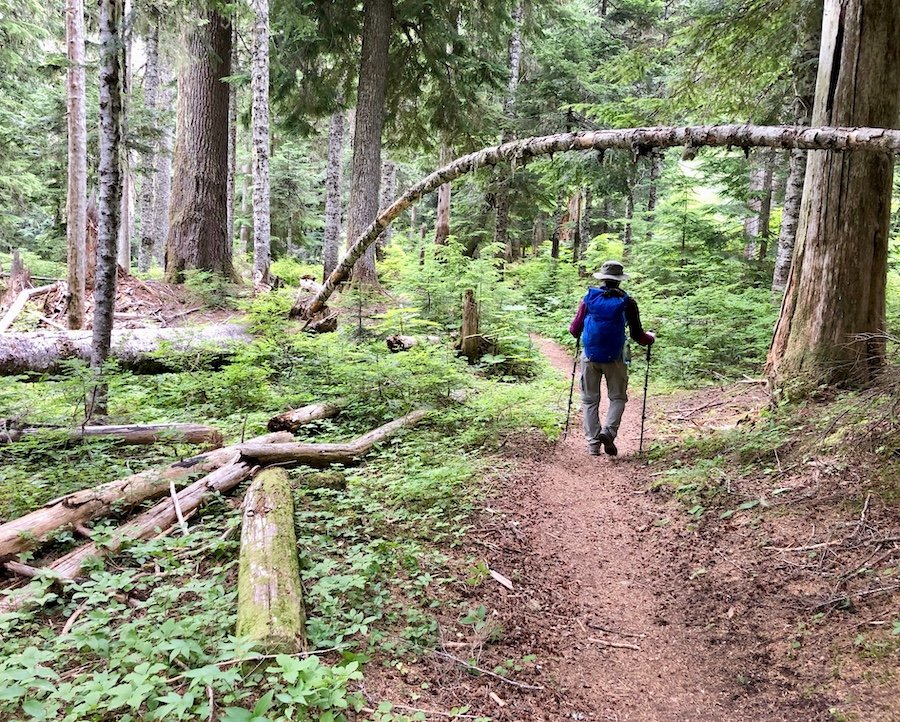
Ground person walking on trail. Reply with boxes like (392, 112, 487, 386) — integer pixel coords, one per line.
(569, 260, 655, 456)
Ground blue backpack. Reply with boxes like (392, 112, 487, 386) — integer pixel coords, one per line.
(581, 287, 628, 363)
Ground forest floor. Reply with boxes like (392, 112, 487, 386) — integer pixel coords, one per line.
(364, 337, 899, 722)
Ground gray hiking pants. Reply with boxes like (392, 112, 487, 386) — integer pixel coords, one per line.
(580, 355, 629, 449)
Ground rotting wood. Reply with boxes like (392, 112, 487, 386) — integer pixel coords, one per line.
(293, 124, 900, 318)
(0, 284, 57, 334)
(236, 468, 306, 652)
(0, 431, 291, 560)
(240, 410, 428, 466)
(0, 457, 259, 613)
(0, 322, 250, 376)
(266, 402, 341, 433)
(0, 422, 223, 447)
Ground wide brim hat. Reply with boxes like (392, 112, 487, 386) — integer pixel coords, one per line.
(592, 260, 629, 281)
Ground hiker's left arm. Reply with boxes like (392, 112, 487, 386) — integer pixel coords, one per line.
(625, 298, 654, 346)
(569, 302, 587, 338)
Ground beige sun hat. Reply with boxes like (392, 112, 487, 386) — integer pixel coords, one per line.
(592, 260, 629, 281)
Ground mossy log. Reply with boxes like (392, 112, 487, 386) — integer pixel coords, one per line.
(266, 402, 341, 433)
(0, 431, 291, 560)
(240, 410, 428, 466)
(236, 468, 306, 652)
(0, 422, 222, 447)
(0, 457, 264, 613)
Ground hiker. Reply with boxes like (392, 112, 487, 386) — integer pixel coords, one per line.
(569, 260, 655, 456)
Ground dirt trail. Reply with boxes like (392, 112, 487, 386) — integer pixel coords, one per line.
(500, 336, 735, 720)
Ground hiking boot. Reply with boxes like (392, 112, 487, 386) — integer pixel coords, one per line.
(588, 445, 601, 456)
(597, 432, 618, 456)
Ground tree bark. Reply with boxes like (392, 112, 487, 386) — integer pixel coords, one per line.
(768, 0, 900, 390)
(237, 409, 429, 465)
(459, 289, 481, 362)
(772, 149, 807, 290)
(236, 467, 306, 652)
(267, 402, 341, 432)
(251, 0, 271, 285)
(347, 0, 391, 285)
(65, 0, 87, 330)
(0, 431, 290, 561)
(645, 151, 661, 244)
(165, 9, 234, 282)
(90, 0, 124, 417)
(622, 179, 634, 247)
(0, 423, 223, 447)
(226, 22, 238, 255)
(531, 213, 546, 256)
(744, 150, 775, 259)
(0, 323, 251, 376)
(239, 159, 251, 258)
(153, 59, 173, 267)
(117, 4, 133, 274)
(138, 15, 161, 274)
(377, 159, 396, 259)
(0, 284, 56, 334)
(434, 145, 452, 245)
(322, 108, 345, 280)
(569, 191, 582, 264)
(756, 150, 777, 260)
(295, 124, 900, 318)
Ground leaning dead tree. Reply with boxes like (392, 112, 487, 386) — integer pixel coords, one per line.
(292, 124, 900, 318)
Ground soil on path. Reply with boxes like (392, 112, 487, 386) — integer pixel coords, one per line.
(422, 337, 836, 722)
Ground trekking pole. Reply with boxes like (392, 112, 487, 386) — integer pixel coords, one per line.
(562, 339, 580, 441)
(639, 343, 651, 455)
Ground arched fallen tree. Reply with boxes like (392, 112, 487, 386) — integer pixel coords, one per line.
(291, 124, 900, 319)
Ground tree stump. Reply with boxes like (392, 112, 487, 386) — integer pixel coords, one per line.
(459, 289, 483, 363)
(236, 468, 306, 652)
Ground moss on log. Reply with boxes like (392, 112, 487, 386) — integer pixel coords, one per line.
(236, 468, 306, 652)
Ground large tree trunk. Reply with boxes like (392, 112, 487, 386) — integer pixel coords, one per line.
(772, 1, 821, 293)
(322, 108, 345, 280)
(434, 145, 452, 245)
(0, 323, 251, 376)
(226, 23, 238, 256)
(236, 468, 306, 652)
(90, 0, 124, 417)
(0, 431, 289, 561)
(296, 124, 900, 318)
(165, 10, 233, 282)
(138, 15, 161, 274)
(250, 0, 271, 285)
(347, 0, 391, 285)
(376, 159, 396, 259)
(65, 0, 87, 330)
(768, 0, 900, 390)
(117, 5, 133, 274)
(153, 59, 173, 267)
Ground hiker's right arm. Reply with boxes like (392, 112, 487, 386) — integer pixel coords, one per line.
(569, 302, 587, 338)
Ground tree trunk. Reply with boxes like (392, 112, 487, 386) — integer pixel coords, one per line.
(744, 150, 775, 259)
(138, 15, 161, 274)
(622, 183, 634, 247)
(772, 0, 821, 293)
(251, 0, 271, 285)
(768, 0, 900, 390)
(459, 289, 482, 362)
(236, 467, 306, 652)
(434, 145, 452, 245)
(579, 185, 591, 259)
(0, 431, 290, 561)
(322, 108, 345, 280)
(240, 159, 251, 258)
(531, 213, 546, 256)
(226, 23, 238, 254)
(347, 0, 391, 285)
(295, 124, 900, 318)
(0, 422, 222, 446)
(153, 59, 173, 268)
(550, 204, 564, 260)
(569, 190, 582, 264)
(65, 0, 87, 330)
(116, 5, 133, 274)
(0, 323, 251, 376)
(90, 0, 124, 417)
(165, 10, 233, 282)
(645, 151, 661, 243)
(756, 150, 777, 260)
(267, 402, 341, 432)
(377, 159, 396, 259)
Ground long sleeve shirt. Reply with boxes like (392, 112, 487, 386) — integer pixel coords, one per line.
(569, 292, 654, 346)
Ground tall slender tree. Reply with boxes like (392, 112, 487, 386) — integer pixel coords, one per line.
(321, 107, 345, 279)
(65, 0, 87, 329)
(152, 58, 173, 266)
(166, 8, 234, 281)
(89, 0, 124, 416)
(346, 0, 391, 284)
(250, 0, 272, 284)
(226, 22, 238, 255)
(768, 0, 900, 389)
(434, 144, 451, 244)
(495, 1, 523, 262)
(117, 0, 133, 272)
(138, 11, 161, 273)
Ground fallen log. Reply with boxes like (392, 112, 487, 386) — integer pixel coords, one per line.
(0, 457, 259, 613)
(385, 335, 441, 353)
(0, 431, 291, 561)
(240, 409, 429, 466)
(0, 283, 57, 334)
(0, 422, 223, 447)
(294, 124, 900, 318)
(236, 468, 306, 652)
(0, 323, 251, 376)
(266, 402, 341, 433)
